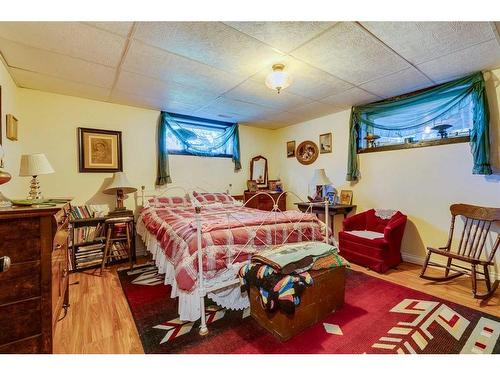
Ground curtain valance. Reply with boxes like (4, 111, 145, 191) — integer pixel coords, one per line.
(157, 111, 241, 185)
(347, 72, 492, 181)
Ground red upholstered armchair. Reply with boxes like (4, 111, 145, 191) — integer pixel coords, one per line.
(338, 209, 407, 273)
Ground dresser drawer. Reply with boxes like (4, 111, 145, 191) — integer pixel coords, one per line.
(0, 335, 43, 354)
(0, 298, 42, 346)
(0, 218, 40, 240)
(0, 238, 41, 263)
(0, 262, 41, 305)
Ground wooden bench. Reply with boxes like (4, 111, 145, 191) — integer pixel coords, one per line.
(249, 266, 345, 341)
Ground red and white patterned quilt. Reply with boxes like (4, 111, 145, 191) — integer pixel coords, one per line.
(139, 205, 326, 292)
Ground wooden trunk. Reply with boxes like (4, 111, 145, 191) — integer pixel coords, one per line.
(250, 266, 345, 341)
(0, 204, 70, 353)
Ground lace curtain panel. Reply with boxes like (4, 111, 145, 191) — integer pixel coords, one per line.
(157, 111, 242, 185)
(347, 72, 492, 181)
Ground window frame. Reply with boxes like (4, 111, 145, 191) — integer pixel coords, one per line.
(355, 87, 474, 155)
(165, 112, 235, 159)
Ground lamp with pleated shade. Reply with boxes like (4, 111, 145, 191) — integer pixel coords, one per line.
(19, 153, 55, 200)
(103, 172, 137, 214)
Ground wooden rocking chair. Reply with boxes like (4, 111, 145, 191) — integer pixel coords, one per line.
(420, 203, 500, 299)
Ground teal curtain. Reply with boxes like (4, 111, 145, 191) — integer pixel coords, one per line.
(156, 111, 241, 185)
(347, 72, 492, 181)
(156, 115, 172, 185)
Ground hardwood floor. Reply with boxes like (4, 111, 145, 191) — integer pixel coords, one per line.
(53, 260, 499, 354)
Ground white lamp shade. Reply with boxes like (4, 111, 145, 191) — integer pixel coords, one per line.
(19, 153, 55, 176)
(103, 172, 137, 195)
(310, 168, 332, 186)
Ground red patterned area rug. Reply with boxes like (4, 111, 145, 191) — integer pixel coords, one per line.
(117, 264, 500, 354)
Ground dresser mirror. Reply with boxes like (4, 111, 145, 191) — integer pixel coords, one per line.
(250, 155, 268, 189)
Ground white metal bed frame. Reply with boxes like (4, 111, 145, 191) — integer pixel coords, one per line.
(138, 185, 330, 335)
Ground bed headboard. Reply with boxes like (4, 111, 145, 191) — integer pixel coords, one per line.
(137, 183, 229, 207)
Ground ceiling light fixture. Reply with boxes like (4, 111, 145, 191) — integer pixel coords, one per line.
(265, 63, 292, 94)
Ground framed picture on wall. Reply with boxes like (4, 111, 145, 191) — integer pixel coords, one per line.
(286, 141, 295, 158)
(78, 127, 123, 173)
(319, 132, 332, 153)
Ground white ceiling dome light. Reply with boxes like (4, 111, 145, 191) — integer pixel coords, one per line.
(265, 63, 292, 94)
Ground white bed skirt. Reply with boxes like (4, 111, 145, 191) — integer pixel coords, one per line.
(136, 218, 249, 322)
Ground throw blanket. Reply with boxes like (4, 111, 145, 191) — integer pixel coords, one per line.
(239, 263, 313, 314)
(252, 241, 338, 274)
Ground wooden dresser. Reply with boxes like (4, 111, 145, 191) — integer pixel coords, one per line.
(243, 191, 287, 211)
(0, 203, 70, 353)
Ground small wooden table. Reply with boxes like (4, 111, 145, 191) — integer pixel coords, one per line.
(295, 202, 356, 234)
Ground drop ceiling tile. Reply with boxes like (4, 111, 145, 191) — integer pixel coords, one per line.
(320, 87, 380, 107)
(417, 39, 500, 83)
(10, 68, 110, 101)
(250, 55, 353, 100)
(133, 22, 285, 76)
(110, 90, 199, 113)
(287, 101, 342, 118)
(223, 22, 336, 53)
(0, 37, 116, 88)
(292, 22, 410, 85)
(360, 68, 433, 98)
(361, 22, 496, 65)
(122, 41, 246, 93)
(223, 79, 313, 111)
(0, 22, 126, 67)
(114, 70, 220, 108)
(83, 22, 134, 36)
(195, 97, 277, 123)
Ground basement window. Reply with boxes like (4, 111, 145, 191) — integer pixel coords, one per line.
(356, 87, 473, 154)
(166, 113, 234, 158)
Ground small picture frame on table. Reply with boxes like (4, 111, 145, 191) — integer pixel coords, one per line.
(339, 190, 353, 205)
(78, 127, 123, 173)
(268, 179, 282, 192)
(247, 179, 258, 192)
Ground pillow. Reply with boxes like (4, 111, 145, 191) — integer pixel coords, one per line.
(192, 191, 235, 206)
(147, 196, 192, 208)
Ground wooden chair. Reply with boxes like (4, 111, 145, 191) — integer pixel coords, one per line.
(420, 203, 500, 299)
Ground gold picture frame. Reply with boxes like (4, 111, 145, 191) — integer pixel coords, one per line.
(286, 140, 295, 158)
(339, 190, 353, 205)
(78, 127, 123, 173)
(6, 114, 18, 141)
(319, 132, 332, 154)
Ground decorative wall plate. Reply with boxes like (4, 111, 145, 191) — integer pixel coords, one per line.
(296, 140, 319, 165)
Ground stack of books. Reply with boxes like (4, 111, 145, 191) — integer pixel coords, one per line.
(69, 205, 109, 220)
(75, 243, 105, 269)
(73, 224, 104, 245)
(109, 242, 129, 260)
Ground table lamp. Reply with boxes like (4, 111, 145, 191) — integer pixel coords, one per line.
(19, 153, 55, 200)
(103, 172, 137, 214)
(309, 168, 332, 202)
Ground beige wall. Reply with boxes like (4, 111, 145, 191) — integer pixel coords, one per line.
(273, 69, 500, 276)
(0, 57, 21, 180)
(0, 82, 275, 209)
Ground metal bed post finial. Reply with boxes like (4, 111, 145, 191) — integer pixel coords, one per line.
(195, 206, 209, 336)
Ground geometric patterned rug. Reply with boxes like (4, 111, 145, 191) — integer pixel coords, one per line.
(117, 264, 500, 354)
